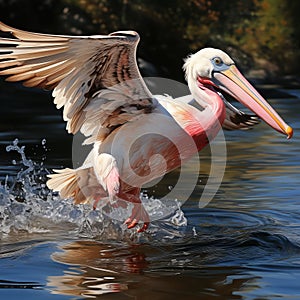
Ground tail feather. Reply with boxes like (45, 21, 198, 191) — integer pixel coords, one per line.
(47, 168, 79, 200)
(46, 165, 108, 205)
(46, 153, 121, 205)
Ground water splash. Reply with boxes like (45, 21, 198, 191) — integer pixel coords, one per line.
(0, 139, 188, 240)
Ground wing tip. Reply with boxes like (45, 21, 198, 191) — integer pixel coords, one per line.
(0, 21, 14, 34)
(109, 30, 140, 42)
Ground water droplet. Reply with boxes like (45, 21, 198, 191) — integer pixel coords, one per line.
(168, 185, 173, 190)
(12, 160, 16, 165)
(192, 226, 197, 236)
(41, 138, 46, 146)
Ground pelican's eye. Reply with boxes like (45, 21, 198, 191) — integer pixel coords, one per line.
(213, 57, 223, 66)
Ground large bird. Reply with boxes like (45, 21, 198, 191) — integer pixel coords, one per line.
(0, 22, 293, 232)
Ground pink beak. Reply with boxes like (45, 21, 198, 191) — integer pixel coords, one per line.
(214, 65, 293, 139)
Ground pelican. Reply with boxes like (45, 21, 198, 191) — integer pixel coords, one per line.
(0, 22, 293, 232)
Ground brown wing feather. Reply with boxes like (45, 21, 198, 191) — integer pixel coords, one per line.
(0, 22, 155, 142)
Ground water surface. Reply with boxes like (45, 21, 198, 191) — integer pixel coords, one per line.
(0, 81, 300, 299)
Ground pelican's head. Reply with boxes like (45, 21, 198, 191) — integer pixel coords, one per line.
(184, 48, 293, 139)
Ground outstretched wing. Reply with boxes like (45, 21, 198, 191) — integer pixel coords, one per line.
(0, 22, 155, 142)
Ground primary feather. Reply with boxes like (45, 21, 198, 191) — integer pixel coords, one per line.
(0, 22, 156, 144)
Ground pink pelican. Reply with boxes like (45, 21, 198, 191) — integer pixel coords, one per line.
(0, 22, 293, 232)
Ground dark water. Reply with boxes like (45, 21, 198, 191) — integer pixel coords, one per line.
(0, 80, 300, 299)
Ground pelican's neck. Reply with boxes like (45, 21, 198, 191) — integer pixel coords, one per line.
(186, 78, 226, 149)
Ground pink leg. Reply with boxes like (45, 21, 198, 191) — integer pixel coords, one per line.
(118, 188, 150, 233)
(93, 197, 101, 210)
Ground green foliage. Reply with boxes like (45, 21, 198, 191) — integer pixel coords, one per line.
(234, 0, 298, 74)
(64, 0, 300, 76)
(0, 0, 299, 76)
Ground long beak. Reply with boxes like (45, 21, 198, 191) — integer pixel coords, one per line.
(213, 65, 293, 139)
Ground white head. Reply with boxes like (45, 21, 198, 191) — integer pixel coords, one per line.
(182, 47, 292, 138)
(183, 47, 234, 82)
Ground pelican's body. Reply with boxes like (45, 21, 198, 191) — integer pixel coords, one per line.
(0, 22, 293, 232)
(92, 93, 223, 187)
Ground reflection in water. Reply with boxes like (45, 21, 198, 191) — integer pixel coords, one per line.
(49, 240, 259, 299)
(49, 241, 145, 297)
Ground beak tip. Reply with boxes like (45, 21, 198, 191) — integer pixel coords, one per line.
(286, 126, 293, 139)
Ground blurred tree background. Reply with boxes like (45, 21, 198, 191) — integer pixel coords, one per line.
(0, 0, 299, 81)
